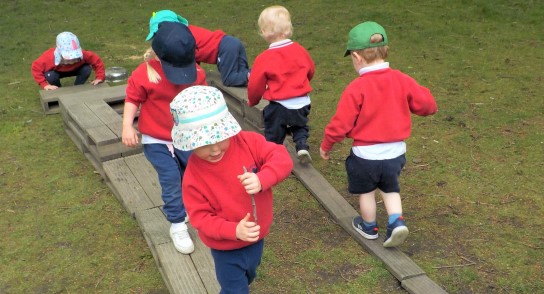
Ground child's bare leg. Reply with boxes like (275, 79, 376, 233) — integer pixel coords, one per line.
(379, 190, 402, 217)
(359, 190, 377, 222)
(352, 189, 379, 239)
(379, 190, 409, 247)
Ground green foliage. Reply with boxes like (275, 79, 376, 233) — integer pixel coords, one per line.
(1, 0, 542, 293)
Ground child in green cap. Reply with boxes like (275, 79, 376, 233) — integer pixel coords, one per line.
(320, 21, 437, 247)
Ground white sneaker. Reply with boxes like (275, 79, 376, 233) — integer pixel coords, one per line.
(297, 150, 312, 164)
(170, 223, 194, 254)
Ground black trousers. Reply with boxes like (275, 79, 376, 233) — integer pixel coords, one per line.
(262, 101, 311, 152)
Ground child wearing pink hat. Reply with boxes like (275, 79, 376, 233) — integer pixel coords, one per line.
(31, 32, 105, 90)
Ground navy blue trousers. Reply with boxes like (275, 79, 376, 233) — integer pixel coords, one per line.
(217, 35, 250, 87)
(211, 240, 264, 294)
(45, 64, 91, 87)
(263, 101, 311, 152)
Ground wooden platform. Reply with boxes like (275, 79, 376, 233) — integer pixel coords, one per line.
(103, 154, 220, 293)
(39, 83, 110, 114)
(58, 84, 141, 177)
(51, 71, 448, 293)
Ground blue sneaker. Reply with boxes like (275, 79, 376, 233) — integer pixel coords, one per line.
(383, 216, 409, 248)
(352, 216, 379, 240)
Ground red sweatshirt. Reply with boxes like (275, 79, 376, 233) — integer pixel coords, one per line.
(183, 131, 293, 250)
(125, 59, 207, 141)
(247, 40, 315, 106)
(31, 48, 106, 88)
(189, 25, 226, 64)
(321, 68, 437, 151)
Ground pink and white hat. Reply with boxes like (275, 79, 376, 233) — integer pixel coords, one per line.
(170, 86, 241, 151)
(54, 32, 83, 65)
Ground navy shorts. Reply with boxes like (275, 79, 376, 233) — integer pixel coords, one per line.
(345, 151, 406, 194)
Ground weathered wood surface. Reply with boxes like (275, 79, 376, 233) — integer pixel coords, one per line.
(58, 85, 141, 169)
(53, 71, 448, 293)
(135, 208, 220, 294)
(106, 155, 221, 293)
(39, 82, 110, 114)
(207, 71, 267, 133)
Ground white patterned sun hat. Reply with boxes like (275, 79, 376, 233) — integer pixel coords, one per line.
(170, 86, 241, 151)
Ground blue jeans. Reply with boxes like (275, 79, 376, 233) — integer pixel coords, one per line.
(143, 144, 192, 224)
(211, 240, 264, 294)
(45, 64, 92, 87)
(217, 35, 249, 87)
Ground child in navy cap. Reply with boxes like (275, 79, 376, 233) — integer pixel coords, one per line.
(147, 10, 250, 87)
(122, 21, 207, 255)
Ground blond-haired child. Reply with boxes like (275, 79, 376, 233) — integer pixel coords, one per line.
(320, 21, 437, 247)
(122, 22, 207, 254)
(247, 5, 315, 164)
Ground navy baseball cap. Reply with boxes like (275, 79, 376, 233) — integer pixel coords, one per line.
(151, 21, 196, 85)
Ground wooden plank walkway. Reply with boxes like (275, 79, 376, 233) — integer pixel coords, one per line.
(103, 155, 220, 294)
(39, 83, 110, 114)
(211, 72, 448, 294)
(51, 71, 448, 293)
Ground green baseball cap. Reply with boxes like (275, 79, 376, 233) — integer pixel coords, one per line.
(146, 10, 189, 41)
(344, 21, 388, 57)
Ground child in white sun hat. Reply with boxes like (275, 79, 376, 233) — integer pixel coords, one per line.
(31, 32, 105, 90)
(171, 85, 293, 293)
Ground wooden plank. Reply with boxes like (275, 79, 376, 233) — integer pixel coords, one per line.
(102, 157, 157, 215)
(123, 156, 219, 292)
(208, 70, 267, 129)
(87, 125, 118, 147)
(83, 152, 105, 179)
(402, 275, 449, 294)
(286, 143, 429, 283)
(64, 103, 103, 144)
(123, 154, 163, 207)
(135, 208, 209, 294)
(189, 229, 220, 294)
(39, 83, 109, 114)
(63, 121, 88, 154)
(85, 100, 123, 125)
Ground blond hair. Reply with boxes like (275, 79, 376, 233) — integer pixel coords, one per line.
(144, 48, 161, 84)
(258, 5, 293, 41)
(354, 34, 389, 63)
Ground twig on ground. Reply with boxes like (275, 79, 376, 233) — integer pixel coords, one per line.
(521, 242, 542, 250)
(433, 256, 476, 269)
(95, 276, 104, 288)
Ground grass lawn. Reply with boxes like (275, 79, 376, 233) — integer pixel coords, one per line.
(1, 0, 542, 293)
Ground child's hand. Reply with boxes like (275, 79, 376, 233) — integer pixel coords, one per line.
(236, 213, 260, 242)
(238, 170, 262, 194)
(319, 147, 330, 160)
(44, 85, 58, 90)
(122, 126, 139, 147)
(91, 79, 104, 85)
